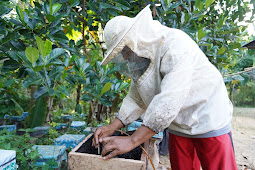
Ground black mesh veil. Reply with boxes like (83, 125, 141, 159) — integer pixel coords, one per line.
(112, 46, 150, 81)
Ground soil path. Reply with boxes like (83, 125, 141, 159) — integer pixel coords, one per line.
(158, 107, 255, 170)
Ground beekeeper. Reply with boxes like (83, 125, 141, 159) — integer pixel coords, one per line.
(92, 5, 237, 170)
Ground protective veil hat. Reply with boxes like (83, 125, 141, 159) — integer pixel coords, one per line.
(101, 5, 151, 65)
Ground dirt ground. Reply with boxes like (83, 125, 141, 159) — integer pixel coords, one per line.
(158, 107, 255, 170)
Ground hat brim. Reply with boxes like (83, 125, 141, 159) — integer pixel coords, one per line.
(101, 5, 151, 65)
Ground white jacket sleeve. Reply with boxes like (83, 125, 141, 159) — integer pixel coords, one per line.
(118, 81, 145, 125)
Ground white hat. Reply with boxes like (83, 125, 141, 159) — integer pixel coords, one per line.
(101, 5, 151, 65)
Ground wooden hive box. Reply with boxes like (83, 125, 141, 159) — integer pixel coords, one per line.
(68, 133, 152, 170)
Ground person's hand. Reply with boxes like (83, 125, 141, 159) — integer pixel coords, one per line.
(92, 125, 115, 148)
(101, 136, 136, 160)
(92, 118, 125, 148)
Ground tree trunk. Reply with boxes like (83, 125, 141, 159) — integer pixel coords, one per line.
(111, 93, 120, 113)
(96, 103, 103, 121)
(87, 101, 94, 124)
(75, 84, 81, 111)
(59, 99, 63, 109)
(45, 96, 53, 122)
(30, 85, 37, 109)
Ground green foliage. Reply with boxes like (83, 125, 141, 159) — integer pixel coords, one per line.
(0, 130, 41, 169)
(154, 0, 252, 70)
(0, 0, 254, 124)
(27, 96, 47, 128)
(25, 47, 39, 65)
(234, 81, 255, 106)
(36, 124, 60, 145)
(0, 75, 29, 117)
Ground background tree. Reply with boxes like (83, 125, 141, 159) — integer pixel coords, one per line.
(0, 0, 254, 126)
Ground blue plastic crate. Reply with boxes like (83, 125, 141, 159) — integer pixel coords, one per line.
(9, 116, 25, 122)
(4, 114, 9, 119)
(153, 131, 163, 139)
(83, 127, 92, 136)
(0, 125, 17, 132)
(33, 126, 50, 135)
(54, 134, 85, 148)
(54, 123, 68, 130)
(32, 145, 67, 168)
(127, 127, 137, 131)
(61, 115, 72, 120)
(21, 112, 30, 118)
(70, 121, 86, 130)
(128, 121, 143, 129)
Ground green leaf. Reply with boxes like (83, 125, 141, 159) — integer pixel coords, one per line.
(217, 46, 226, 55)
(87, 2, 98, 11)
(1, 32, 20, 45)
(205, 0, 215, 8)
(100, 3, 122, 12)
(119, 82, 129, 90)
(96, 80, 102, 95)
(197, 2, 203, 10)
(115, 0, 130, 7)
(47, 48, 65, 64)
(52, 4, 62, 14)
(69, 0, 80, 7)
(22, 77, 43, 88)
(45, 39, 52, 56)
(198, 28, 205, 41)
(16, 6, 24, 21)
(217, 15, 226, 29)
(46, 14, 56, 22)
(7, 51, 19, 62)
(33, 66, 44, 72)
(100, 82, 113, 96)
(27, 96, 47, 128)
(11, 98, 24, 113)
(25, 47, 39, 65)
(33, 86, 48, 99)
(36, 36, 46, 58)
(0, 5, 12, 17)
(50, 0, 53, 14)
(195, 0, 201, 9)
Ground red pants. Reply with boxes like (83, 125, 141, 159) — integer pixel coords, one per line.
(168, 132, 238, 170)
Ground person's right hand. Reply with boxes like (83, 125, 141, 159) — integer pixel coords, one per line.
(92, 118, 125, 148)
(92, 125, 115, 148)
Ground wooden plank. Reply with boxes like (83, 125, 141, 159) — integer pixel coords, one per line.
(68, 133, 146, 170)
(68, 152, 145, 170)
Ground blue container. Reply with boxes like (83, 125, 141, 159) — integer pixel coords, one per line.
(0, 125, 17, 132)
(54, 134, 85, 148)
(127, 127, 137, 131)
(21, 112, 30, 118)
(128, 121, 143, 129)
(70, 121, 86, 130)
(153, 131, 163, 139)
(9, 116, 25, 121)
(83, 127, 92, 136)
(4, 114, 9, 119)
(33, 126, 50, 135)
(54, 123, 68, 130)
(61, 115, 72, 120)
(32, 145, 67, 168)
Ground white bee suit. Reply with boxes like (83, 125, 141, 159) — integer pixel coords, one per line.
(102, 5, 233, 137)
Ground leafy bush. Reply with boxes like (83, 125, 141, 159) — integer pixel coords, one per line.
(0, 129, 42, 169)
(233, 81, 255, 106)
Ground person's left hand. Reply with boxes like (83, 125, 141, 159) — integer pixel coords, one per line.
(101, 136, 136, 160)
